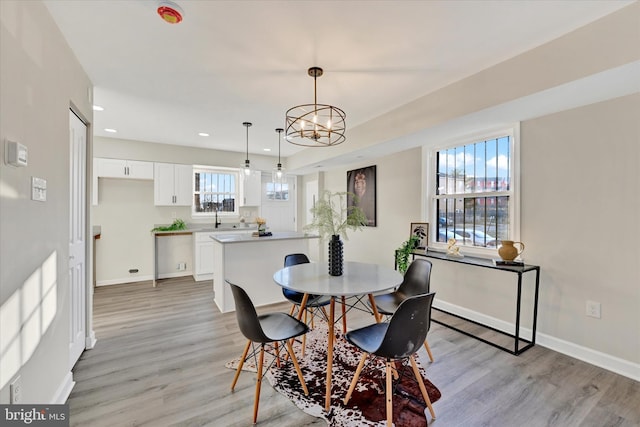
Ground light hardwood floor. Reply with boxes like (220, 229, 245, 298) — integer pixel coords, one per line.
(68, 277, 640, 426)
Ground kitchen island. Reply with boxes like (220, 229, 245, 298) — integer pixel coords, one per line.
(211, 232, 319, 312)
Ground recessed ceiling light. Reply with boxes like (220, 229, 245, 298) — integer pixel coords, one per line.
(104, 128, 117, 133)
(263, 148, 271, 152)
(93, 105, 104, 111)
(198, 132, 209, 137)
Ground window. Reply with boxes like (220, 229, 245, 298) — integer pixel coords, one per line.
(431, 129, 519, 251)
(265, 181, 289, 201)
(193, 167, 239, 216)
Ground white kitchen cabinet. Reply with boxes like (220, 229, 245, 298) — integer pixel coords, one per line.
(241, 170, 261, 206)
(97, 158, 154, 179)
(154, 163, 192, 206)
(93, 158, 153, 205)
(193, 232, 215, 281)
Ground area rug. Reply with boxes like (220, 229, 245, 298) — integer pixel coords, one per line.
(226, 321, 441, 426)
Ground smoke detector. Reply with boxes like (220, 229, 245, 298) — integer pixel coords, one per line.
(157, 1, 183, 24)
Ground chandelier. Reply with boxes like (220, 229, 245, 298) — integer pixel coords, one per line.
(285, 67, 346, 147)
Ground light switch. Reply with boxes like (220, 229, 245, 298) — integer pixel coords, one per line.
(31, 177, 47, 202)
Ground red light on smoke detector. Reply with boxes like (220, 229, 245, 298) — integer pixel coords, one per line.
(157, 1, 183, 24)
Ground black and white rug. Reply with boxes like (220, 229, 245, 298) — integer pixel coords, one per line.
(226, 321, 441, 426)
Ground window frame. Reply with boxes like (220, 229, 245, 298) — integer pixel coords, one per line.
(425, 125, 521, 257)
(191, 165, 241, 218)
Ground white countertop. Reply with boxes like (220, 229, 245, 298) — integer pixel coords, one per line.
(210, 231, 319, 244)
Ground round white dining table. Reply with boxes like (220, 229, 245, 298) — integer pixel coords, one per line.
(273, 261, 403, 411)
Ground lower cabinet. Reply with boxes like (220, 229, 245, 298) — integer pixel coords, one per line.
(193, 232, 215, 281)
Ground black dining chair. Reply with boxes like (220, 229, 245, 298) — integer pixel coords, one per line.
(370, 258, 435, 362)
(227, 280, 310, 424)
(343, 292, 437, 426)
(282, 253, 331, 355)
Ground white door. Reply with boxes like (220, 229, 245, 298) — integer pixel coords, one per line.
(69, 110, 87, 369)
(260, 175, 296, 231)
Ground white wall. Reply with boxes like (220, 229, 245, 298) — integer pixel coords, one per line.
(0, 1, 93, 403)
(92, 137, 279, 284)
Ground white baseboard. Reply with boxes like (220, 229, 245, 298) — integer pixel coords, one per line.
(433, 300, 639, 381)
(96, 271, 192, 286)
(85, 330, 97, 349)
(52, 371, 75, 404)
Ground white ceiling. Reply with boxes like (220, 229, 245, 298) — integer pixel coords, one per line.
(44, 0, 633, 164)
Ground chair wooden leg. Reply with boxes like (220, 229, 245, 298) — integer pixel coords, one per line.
(409, 355, 436, 419)
(286, 340, 309, 396)
(386, 360, 393, 427)
(253, 345, 265, 424)
(423, 339, 435, 362)
(341, 296, 347, 332)
(325, 297, 335, 412)
(231, 340, 252, 391)
(343, 352, 368, 404)
(302, 309, 308, 357)
(274, 341, 281, 368)
(289, 303, 297, 316)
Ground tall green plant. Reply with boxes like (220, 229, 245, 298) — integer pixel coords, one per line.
(304, 191, 367, 240)
(395, 235, 420, 274)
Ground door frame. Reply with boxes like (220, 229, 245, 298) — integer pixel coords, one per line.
(69, 106, 96, 364)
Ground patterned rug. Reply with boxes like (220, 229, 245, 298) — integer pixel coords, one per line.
(226, 321, 441, 426)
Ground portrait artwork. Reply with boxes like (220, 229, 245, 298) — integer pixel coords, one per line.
(347, 165, 376, 227)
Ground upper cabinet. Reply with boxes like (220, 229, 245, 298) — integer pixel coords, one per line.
(241, 170, 261, 206)
(97, 158, 154, 179)
(93, 158, 154, 205)
(154, 163, 192, 206)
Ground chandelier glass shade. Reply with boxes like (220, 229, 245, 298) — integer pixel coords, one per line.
(242, 122, 252, 176)
(286, 67, 346, 147)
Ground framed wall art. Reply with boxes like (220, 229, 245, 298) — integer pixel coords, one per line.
(347, 165, 376, 227)
(410, 222, 429, 250)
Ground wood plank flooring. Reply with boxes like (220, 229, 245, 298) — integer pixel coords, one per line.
(68, 277, 640, 426)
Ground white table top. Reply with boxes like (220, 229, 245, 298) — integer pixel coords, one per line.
(273, 261, 403, 297)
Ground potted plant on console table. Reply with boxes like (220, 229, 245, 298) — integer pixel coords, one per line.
(304, 190, 367, 276)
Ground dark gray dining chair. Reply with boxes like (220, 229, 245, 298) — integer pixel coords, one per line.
(370, 258, 435, 362)
(282, 253, 331, 355)
(344, 292, 437, 426)
(227, 280, 309, 424)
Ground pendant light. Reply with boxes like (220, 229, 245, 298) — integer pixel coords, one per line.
(285, 67, 346, 147)
(242, 122, 252, 176)
(272, 128, 285, 184)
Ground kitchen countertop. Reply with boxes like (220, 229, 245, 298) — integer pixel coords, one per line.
(152, 223, 258, 235)
(210, 231, 319, 244)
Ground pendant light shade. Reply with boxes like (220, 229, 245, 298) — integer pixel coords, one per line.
(242, 122, 252, 176)
(272, 128, 285, 184)
(285, 67, 346, 147)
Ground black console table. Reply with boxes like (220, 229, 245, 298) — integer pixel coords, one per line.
(414, 250, 540, 355)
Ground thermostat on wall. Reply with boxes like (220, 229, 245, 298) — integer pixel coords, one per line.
(5, 140, 28, 167)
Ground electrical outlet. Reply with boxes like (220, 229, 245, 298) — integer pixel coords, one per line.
(586, 300, 601, 318)
(10, 376, 22, 404)
(177, 262, 186, 271)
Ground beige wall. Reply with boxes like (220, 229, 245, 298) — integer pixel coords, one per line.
(0, 1, 93, 403)
(310, 94, 640, 377)
(312, 148, 423, 267)
(520, 93, 639, 363)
